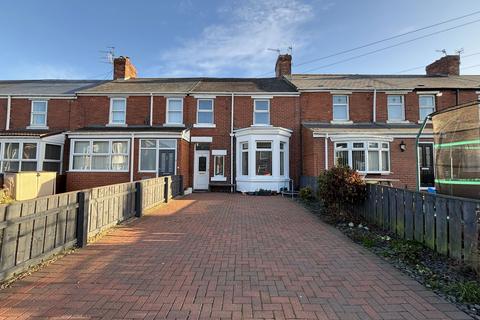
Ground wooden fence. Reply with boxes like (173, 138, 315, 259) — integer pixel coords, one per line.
(352, 184, 480, 270)
(0, 175, 183, 281)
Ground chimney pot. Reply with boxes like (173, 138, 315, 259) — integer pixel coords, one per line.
(275, 54, 292, 78)
(113, 56, 137, 80)
(426, 55, 460, 76)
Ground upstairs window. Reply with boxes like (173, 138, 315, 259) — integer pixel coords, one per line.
(30, 100, 48, 127)
(387, 95, 405, 122)
(167, 98, 183, 124)
(109, 98, 126, 125)
(419, 95, 435, 121)
(332, 95, 349, 121)
(197, 99, 214, 125)
(253, 99, 270, 125)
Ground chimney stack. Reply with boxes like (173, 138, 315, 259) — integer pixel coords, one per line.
(426, 55, 460, 76)
(275, 54, 292, 78)
(113, 56, 137, 80)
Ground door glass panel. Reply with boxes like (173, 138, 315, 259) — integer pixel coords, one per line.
(159, 150, 175, 176)
(198, 156, 207, 172)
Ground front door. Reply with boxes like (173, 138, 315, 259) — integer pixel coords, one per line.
(194, 150, 209, 190)
(419, 143, 435, 188)
(159, 149, 175, 176)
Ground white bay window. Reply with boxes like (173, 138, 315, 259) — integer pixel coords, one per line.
(71, 139, 129, 172)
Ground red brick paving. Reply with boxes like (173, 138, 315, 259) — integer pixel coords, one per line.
(0, 193, 470, 319)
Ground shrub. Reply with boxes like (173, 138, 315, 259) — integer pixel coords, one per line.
(0, 189, 13, 205)
(446, 281, 480, 304)
(317, 165, 366, 211)
(299, 187, 314, 201)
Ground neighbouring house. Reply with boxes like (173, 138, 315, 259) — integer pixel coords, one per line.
(0, 55, 479, 193)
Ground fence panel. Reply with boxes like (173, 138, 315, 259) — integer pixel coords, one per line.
(348, 184, 480, 273)
(0, 192, 79, 281)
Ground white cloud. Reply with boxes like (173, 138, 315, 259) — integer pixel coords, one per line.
(154, 0, 316, 77)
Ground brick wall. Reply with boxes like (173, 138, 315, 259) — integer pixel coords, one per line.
(66, 172, 130, 191)
(0, 98, 6, 130)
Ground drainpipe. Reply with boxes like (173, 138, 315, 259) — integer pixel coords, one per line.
(149, 93, 154, 126)
(130, 133, 135, 182)
(6, 95, 11, 130)
(456, 89, 460, 105)
(372, 89, 377, 123)
(324, 133, 329, 170)
(415, 115, 431, 191)
(230, 93, 235, 192)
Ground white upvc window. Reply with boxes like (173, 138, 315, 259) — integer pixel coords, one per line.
(213, 155, 224, 176)
(332, 95, 349, 121)
(255, 141, 272, 176)
(279, 141, 286, 176)
(109, 98, 127, 125)
(419, 95, 435, 121)
(240, 142, 249, 176)
(71, 139, 129, 172)
(139, 139, 177, 174)
(0, 141, 38, 172)
(253, 99, 270, 125)
(30, 100, 48, 128)
(196, 99, 214, 125)
(166, 98, 184, 125)
(334, 141, 390, 174)
(387, 95, 405, 122)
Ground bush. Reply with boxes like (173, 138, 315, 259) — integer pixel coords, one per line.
(299, 187, 314, 201)
(317, 165, 366, 211)
(0, 189, 13, 205)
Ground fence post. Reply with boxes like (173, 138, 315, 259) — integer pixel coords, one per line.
(76, 191, 89, 248)
(135, 181, 143, 218)
(164, 177, 169, 203)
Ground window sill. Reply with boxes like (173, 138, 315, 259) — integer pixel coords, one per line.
(106, 123, 127, 127)
(211, 176, 227, 182)
(330, 120, 353, 124)
(27, 125, 49, 130)
(386, 120, 410, 124)
(417, 119, 432, 124)
(163, 123, 185, 127)
(193, 123, 216, 128)
(251, 124, 272, 127)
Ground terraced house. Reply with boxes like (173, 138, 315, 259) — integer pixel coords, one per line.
(0, 54, 478, 193)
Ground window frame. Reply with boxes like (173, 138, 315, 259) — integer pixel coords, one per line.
(43, 143, 63, 173)
(387, 95, 406, 122)
(109, 97, 127, 125)
(213, 155, 225, 177)
(195, 99, 215, 126)
(332, 95, 349, 121)
(0, 141, 40, 172)
(418, 94, 436, 121)
(255, 140, 273, 176)
(138, 139, 177, 174)
(29, 100, 48, 128)
(240, 142, 249, 176)
(253, 99, 270, 126)
(70, 139, 130, 172)
(334, 140, 390, 174)
(166, 97, 184, 125)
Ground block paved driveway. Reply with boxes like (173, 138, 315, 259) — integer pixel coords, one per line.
(0, 193, 469, 320)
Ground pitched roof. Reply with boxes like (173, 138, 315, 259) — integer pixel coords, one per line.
(77, 77, 297, 94)
(0, 80, 104, 96)
(287, 74, 480, 90)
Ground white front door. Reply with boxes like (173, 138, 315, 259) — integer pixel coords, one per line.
(194, 150, 209, 190)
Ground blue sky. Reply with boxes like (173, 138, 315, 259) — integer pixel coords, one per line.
(1, 0, 479, 79)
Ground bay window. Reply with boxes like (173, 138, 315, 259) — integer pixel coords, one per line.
(332, 95, 349, 121)
(387, 95, 405, 122)
(255, 141, 272, 176)
(279, 142, 286, 176)
(30, 100, 48, 128)
(71, 139, 129, 171)
(0, 142, 39, 172)
(334, 141, 390, 173)
(253, 99, 270, 125)
(419, 95, 435, 120)
(109, 98, 126, 125)
(166, 98, 183, 125)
